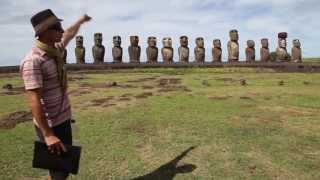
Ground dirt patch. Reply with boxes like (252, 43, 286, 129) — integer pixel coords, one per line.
(214, 78, 235, 82)
(80, 82, 136, 89)
(90, 96, 114, 106)
(135, 92, 153, 99)
(119, 97, 131, 101)
(158, 78, 181, 86)
(158, 85, 191, 93)
(240, 96, 253, 100)
(120, 93, 133, 98)
(68, 74, 87, 82)
(142, 85, 154, 89)
(209, 96, 232, 100)
(0, 111, 32, 129)
(68, 89, 91, 96)
(126, 77, 159, 83)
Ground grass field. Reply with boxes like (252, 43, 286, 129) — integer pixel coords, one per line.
(1, 68, 320, 180)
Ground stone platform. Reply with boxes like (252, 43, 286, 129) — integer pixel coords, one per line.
(1, 62, 320, 73)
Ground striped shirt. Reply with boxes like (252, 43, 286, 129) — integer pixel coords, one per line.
(20, 46, 71, 127)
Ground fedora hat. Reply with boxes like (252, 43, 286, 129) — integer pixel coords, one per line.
(31, 9, 63, 37)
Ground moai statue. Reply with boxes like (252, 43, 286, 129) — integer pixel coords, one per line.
(92, 33, 105, 64)
(62, 49, 67, 64)
(112, 36, 122, 63)
(291, 39, 302, 63)
(260, 38, 270, 62)
(227, 29, 239, 62)
(178, 36, 189, 63)
(276, 32, 289, 62)
(128, 36, 141, 63)
(146, 36, 158, 63)
(245, 40, 255, 62)
(161, 37, 174, 63)
(212, 39, 222, 62)
(194, 37, 205, 63)
(75, 35, 85, 64)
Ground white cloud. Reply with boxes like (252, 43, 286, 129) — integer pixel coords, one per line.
(0, 0, 319, 65)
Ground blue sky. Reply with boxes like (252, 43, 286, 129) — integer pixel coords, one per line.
(0, 0, 319, 66)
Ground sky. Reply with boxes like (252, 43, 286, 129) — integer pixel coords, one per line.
(0, 0, 319, 66)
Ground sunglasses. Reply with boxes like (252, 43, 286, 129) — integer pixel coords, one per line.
(48, 23, 64, 33)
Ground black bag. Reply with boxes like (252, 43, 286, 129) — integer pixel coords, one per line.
(32, 141, 81, 174)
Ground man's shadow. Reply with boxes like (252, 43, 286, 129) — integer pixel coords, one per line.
(132, 146, 197, 180)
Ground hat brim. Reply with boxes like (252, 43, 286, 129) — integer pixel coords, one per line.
(34, 17, 63, 37)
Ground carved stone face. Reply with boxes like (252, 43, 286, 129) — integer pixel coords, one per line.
(94, 33, 103, 46)
(229, 29, 239, 41)
(213, 39, 221, 48)
(247, 40, 255, 48)
(261, 38, 269, 48)
(113, 36, 121, 47)
(293, 39, 301, 48)
(147, 36, 157, 47)
(76, 36, 83, 47)
(162, 37, 172, 48)
(180, 36, 188, 47)
(130, 36, 139, 46)
(279, 38, 287, 48)
(196, 37, 204, 48)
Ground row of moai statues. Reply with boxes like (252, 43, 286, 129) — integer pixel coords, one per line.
(72, 31, 302, 64)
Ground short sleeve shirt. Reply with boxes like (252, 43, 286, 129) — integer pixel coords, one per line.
(20, 46, 71, 127)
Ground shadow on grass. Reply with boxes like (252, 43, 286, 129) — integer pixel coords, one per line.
(132, 146, 197, 180)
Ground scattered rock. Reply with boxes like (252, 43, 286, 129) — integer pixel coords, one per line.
(278, 80, 284, 86)
(2, 84, 13, 90)
(202, 80, 210, 87)
(240, 79, 247, 86)
(240, 96, 252, 100)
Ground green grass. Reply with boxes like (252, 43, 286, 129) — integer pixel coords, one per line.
(1, 68, 320, 179)
(303, 57, 320, 62)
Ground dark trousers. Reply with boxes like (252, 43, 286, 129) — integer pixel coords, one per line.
(35, 120, 73, 180)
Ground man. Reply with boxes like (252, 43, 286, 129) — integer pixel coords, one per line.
(20, 9, 91, 179)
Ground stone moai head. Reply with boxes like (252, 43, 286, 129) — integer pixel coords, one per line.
(196, 37, 204, 48)
(261, 38, 269, 48)
(229, 29, 239, 41)
(76, 36, 83, 47)
(213, 39, 221, 48)
(147, 36, 157, 47)
(130, 36, 139, 46)
(180, 36, 188, 47)
(163, 37, 172, 48)
(278, 32, 287, 48)
(293, 39, 301, 48)
(113, 36, 121, 47)
(94, 33, 103, 46)
(247, 40, 255, 48)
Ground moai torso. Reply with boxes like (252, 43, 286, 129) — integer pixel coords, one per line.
(128, 36, 141, 63)
(178, 36, 189, 63)
(62, 49, 67, 64)
(194, 37, 205, 63)
(162, 37, 174, 63)
(75, 36, 85, 64)
(212, 39, 222, 62)
(227, 29, 239, 62)
(260, 38, 270, 62)
(112, 36, 122, 63)
(92, 33, 105, 64)
(276, 32, 289, 62)
(146, 36, 158, 63)
(291, 39, 302, 63)
(245, 40, 255, 62)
